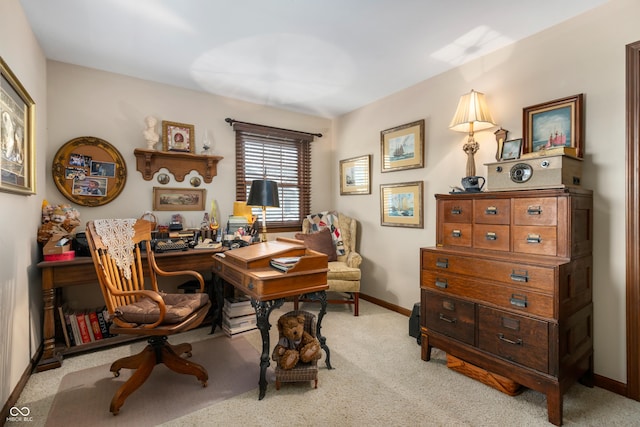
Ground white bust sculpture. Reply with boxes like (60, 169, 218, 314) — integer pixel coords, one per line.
(143, 115, 160, 150)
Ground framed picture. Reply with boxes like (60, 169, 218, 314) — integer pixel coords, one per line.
(340, 154, 371, 195)
(162, 120, 195, 153)
(52, 136, 127, 207)
(380, 181, 423, 228)
(380, 119, 424, 172)
(523, 94, 584, 157)
(0, 57, 35, 195)
(153, 187, 206, 211)
(501, 138, 522, 161)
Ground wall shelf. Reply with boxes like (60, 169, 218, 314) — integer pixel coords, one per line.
(133, 148, 223, 183)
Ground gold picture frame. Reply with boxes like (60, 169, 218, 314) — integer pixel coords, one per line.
(523, 94, 584, 157)
(380, 181, 423, 228)
(340, 154, 371, 195)
(153, 187, 206, 211)
(380, 119, 424, 172)
(162, 120, 195, 153)
(52, 136, 127, 207)
(0, 56, 36, 195)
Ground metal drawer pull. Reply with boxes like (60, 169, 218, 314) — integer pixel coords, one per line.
(510, 294, 528, 308)
(451, 207, 462, 215)
(452, 229, 462, 237)
(435, 279, 448, 289)
(498, 334, 522, 346)
(510, 270, 529, 282)
(527, 206, 542, 215)
(439, 313, 457, 323)
(485, 232, 497, 241)
(485, 206, 498, 215)
(436, 258, 449, 269)
(526, 234, 541, 244)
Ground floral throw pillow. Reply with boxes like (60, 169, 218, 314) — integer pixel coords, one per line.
(306, 211, 346, 257)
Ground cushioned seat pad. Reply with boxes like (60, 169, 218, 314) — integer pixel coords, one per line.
(116, 293, 209, 324)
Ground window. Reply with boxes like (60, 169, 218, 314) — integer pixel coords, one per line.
(233, 122, 312, 232)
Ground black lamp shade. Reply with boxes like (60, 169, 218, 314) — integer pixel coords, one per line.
(247, 179, 280, 207)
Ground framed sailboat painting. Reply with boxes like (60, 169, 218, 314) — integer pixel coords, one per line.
(380, 119, 425, 172)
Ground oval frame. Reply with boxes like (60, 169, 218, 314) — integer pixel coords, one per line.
(52, 136, 127, 207)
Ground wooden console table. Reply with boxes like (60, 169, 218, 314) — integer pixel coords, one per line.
(211, 238, 331, 399)
(36, 248, 222, 372)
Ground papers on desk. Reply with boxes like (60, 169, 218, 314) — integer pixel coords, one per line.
(269, 256, 301, 272)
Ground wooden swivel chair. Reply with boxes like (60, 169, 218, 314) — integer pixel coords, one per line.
(86, 218, 211, 415)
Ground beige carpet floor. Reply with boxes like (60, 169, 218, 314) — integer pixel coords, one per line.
(16, 299, 640, 426)
(44, 335, 263, 427)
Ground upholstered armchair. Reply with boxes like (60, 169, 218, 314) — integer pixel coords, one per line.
(294, 212, 362, 316)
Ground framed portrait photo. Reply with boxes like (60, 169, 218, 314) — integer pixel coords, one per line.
(523, 94, 584, 157)
(162, 120, 195, 153)
(340, 154, 371, 195)
(380, 119, 424, 172)
(0, 57, 35, 195)
(380, 181, 423, 228)
(501, 138, 522, 161)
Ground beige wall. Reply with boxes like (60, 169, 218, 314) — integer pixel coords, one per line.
(333, 0, 636, 383)
(0, 0, 48, 407)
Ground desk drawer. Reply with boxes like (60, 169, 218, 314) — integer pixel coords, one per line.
(421, 250, 556, 293)
(473, 224, 510, 252)
(421, 270, 554, 318)
(423, 291, 475, 346)
(442, 223, 472, 247)
(478, 306, 549, 373)
(473, 199, 510, 224)
(442, 199, 473, 223)
(512, 225, 557, 256)
(513, 197, 557, 226)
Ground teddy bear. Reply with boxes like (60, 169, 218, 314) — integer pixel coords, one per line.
(271, 313, 322, 370)
(37, 201, 81, 243)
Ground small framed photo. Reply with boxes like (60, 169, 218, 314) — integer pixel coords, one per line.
(340, 154, 371, 195)
(162, 120, 195, 153)
(501, 138, 522, 160)
(153, 187, 206, 211)
(523, 94, 584, 157)
(380, 181, 423, 228)
(380, 120, 424, 172)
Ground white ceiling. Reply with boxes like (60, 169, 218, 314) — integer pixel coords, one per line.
(19, 0, 608, 118)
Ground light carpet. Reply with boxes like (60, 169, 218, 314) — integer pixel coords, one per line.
(44, 335, 265, 427)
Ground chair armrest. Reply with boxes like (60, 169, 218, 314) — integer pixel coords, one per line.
(110, 289, 167, 328)
(346, 251, 362, 268)
(153, 266, 206, 292)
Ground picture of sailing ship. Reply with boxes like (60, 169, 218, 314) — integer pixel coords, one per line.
(389, 134, 415, 161)
(530, 105, 572, 152)
(388, 192, 414, 217)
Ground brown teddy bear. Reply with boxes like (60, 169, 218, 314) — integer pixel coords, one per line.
(272, 313, 322, 370)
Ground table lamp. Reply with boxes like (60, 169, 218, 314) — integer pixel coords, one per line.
(246, 179, 280, 242)
(449, 89, 496, 177)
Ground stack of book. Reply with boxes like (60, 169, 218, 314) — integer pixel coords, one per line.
(269, 256, 301, 272)
(57, 305, 115, 347)
(222, 295, 257, 337)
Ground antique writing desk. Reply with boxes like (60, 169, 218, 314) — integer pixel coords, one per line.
(211, 238, 331, 399)
(36, 248, 223, 371)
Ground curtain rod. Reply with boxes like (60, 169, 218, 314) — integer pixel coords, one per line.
(225, 118, 323, 138)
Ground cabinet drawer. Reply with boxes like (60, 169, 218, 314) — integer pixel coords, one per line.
(478, 306, 549, 373)
(513, 197, 557, 226)
(443, 223, 472, 247)
(473, 224, 510, 252)
(512, 225, 557, 256)
(423, 291, 475, 346)
(473, 199, 510, 224)
(421, 250, 557, 293)
(441, 199, 472, 223)
(421, 270, 554, 318)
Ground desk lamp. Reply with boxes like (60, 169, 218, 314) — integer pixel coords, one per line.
(449, 89, 495, 177)
(247, 179, 280, 242)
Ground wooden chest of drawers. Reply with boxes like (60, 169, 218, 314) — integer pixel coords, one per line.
(421, 188, 593, 426)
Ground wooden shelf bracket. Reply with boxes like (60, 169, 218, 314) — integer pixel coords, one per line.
(133, 148, 223, 183)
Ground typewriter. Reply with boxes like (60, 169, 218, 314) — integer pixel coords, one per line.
(152, 239, 189, 253)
